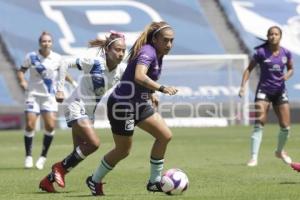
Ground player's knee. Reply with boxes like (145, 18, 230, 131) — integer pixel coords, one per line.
(119, 150, 130, 159)
(25, 123, 35, 131)
(165, 134, 172, 143)
(161, 132, 172, 143)
(90, 139, 100, 152)
(44, 123, 55, 132)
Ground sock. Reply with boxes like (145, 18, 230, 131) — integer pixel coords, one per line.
(276, 127, 290, 152)
(24, 131, 34, 156)
(92, 158, 113, 183)
(47, 172, 55, 182)
(62, 146, 86, 171)
(41, 131, 54, 157)
(250, 124, 263, 160)
(149, 157, 164, 183)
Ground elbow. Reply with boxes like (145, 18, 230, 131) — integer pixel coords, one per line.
(134, 74, 144, 85)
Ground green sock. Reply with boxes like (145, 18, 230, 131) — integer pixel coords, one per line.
(149, 157, 164, 183)
(250, 124, 263, 160)
(276, 127, 290, 152)
(92, 158, 113, 183)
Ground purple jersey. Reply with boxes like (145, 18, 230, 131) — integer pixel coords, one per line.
(114, 44, 162, 101)
(253, 46, 292, 94)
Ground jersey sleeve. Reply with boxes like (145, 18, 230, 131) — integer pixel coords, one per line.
(286, 49, 292, 61)
(136, 46, 155, 68)
(252, 49, 261, 63)
(20, 53, 32, 69)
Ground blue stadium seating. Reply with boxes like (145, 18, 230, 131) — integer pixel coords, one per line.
(0, 0, 225, 67)
(0, 75, 17, 105)
(220, 0, 300, 101)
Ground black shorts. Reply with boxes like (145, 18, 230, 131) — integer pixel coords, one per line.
(107, 96, 155, 136)
(255, 89, 289, 106)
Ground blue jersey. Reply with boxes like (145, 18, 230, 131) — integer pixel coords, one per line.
(113, 44, 162, 102)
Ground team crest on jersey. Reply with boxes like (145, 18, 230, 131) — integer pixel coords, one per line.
(282, 56, 287, 64)
(40, 0, 162, 55)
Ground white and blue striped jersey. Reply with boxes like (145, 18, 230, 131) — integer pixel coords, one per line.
(21, 51, 62, 97)
(58, 56, 126, 117)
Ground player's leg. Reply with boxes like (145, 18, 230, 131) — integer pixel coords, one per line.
(24, 96, 39, 168)
(137, 112, 172, 192)
(36, 111, 56, 170)
(87, 97, 133, 196)
(52, 118, 100, 188)
(273, 100, 292, 164)
(36, 96, 58, 169)
(24, 112, 38, 168)
(247, 100, 270, 166)
(88, 134, 132, 196)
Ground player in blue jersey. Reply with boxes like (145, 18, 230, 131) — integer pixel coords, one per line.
(39, 31, 126, 193)
(17, 32, 77, 170)
(239, 26, 294, 167)
(85, 21, 178, 196)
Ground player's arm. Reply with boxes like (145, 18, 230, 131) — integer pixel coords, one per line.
(17, 67, 28, 91)
(65, 73, 78, 88)
(239, 59, 257, 98)
(283, 59, 294, 81)
(134, 64, 178, 95)
(56, 59, 71, 103)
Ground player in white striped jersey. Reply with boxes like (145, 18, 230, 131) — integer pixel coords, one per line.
(39, 31, 126, 193)
(17, 32, 77, 170)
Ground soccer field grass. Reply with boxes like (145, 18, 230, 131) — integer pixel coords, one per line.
(1, 125, 300, 200)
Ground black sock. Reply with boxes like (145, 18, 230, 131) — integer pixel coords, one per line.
(62, 148, 84, 171)
(24, 136, 33, 156)
(47, 172, 55, 182)
(41, 134, 54, 157)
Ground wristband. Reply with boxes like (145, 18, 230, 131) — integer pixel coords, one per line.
(158, 85, 165, 93)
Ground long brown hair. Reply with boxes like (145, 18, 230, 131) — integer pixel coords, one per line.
(88, 31, 125, 55)
(127, 21, 172, 62)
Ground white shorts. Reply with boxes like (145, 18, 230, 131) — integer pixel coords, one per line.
(64, 99, 95, 127)
(25, 95, 58, 114)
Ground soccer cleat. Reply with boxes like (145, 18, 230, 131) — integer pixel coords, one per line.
(52, 162, 67, 188)
(86, 176, 105, 196)
(246, 159, 258, 167)
(39, 176, 56, 193)
(291, 162, 300, 172)
(146, 181, 163, 192)
(275, 151, 292, 164)
(25, 156, 33, 168)
(36, 156, 47, 170)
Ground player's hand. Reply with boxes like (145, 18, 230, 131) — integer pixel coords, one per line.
(238, 87, 245, 98)
(20, 80, 28, 91)
(162, 86, 178, 95)
(55, 91, 64, 103)
(150, 93, 159, 109)
(282, 75, 289, 81)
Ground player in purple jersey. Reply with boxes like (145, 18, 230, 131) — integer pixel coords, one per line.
(239, 26, 294, 167)
(39, 31, 126, 193)
(85, 21, 178, 196)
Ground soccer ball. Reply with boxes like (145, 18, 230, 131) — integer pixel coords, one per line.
(160, 168, 189, 195)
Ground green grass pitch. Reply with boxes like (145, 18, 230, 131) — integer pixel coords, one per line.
(1, 125, 300, 200)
